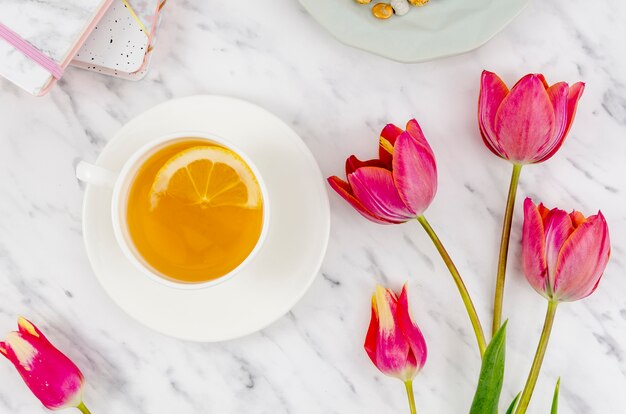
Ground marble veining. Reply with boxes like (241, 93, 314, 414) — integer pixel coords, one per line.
(0, 0, 625, 412)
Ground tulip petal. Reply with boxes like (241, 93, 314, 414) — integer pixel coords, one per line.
(327, 176, 394, 224)
(346, 155, 388, 175)
(18, 317, 43, 339)
(373, 286, 411, 378)
(566, 83, 585, 133)
(405, 119, 434, 150)
(537, 203, 551, 223)
(5, 332, 37, 369)
(494, 74, 556, 163)
(375, 286, 398, 331)
(478, 71, 510, 158)
(0, 341, 7, 357)
(543, 208, 575, 290)
(553, 213, 611, 301)
(397, 284, 427, 371)
(392, 126, 437, 216)
(541, 82, 569, 155)
(538, 82, 585, 162)
(536, 73, 549, 89)
(570, 210, 587, 229)
(364, 304, 379, 367)
(348, 167, 415, 222)
(379, 123, 404, 168)
(522, 198, 549, 298)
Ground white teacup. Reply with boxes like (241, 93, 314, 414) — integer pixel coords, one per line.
(76, 131, 270, 290)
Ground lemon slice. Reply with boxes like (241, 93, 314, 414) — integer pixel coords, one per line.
(150, 146, 262, 210)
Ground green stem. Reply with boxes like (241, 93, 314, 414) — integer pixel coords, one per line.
(515, 301, 558, 414)
(492, 163, 523, 336)
(77, 402, 91, 414)
(417, 216, 487, 357)
(404, 380, 417, 414)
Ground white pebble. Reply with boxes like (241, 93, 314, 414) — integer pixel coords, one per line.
(390, 0, 410, 15)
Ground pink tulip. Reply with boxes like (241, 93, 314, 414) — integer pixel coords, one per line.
(478, 71, 585, 164)
(522, 198, 611, 302)
(327, 119, 437, 224)
(364, 284, 427, 381)
(0, 317, 88, 412)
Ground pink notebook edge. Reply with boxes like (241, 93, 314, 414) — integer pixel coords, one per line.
(36, 0, 115, 96)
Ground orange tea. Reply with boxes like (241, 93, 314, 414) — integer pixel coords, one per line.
(125, 139, 264, 283)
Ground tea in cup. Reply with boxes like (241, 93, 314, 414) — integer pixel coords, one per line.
(77, 132, 270, 288)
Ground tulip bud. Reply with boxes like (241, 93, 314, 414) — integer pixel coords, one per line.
(364, 284, 427, 381)
(522, 198, 611, 302)
(0, 317, 86, 411)
(478, 71, 584, 164)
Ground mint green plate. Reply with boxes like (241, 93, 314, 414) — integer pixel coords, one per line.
(299, 0, 528, 62)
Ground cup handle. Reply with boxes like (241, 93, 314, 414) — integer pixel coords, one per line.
(76, 161, 118, 188)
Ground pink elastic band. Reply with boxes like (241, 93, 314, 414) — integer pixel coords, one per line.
(0, 22, 64, 79)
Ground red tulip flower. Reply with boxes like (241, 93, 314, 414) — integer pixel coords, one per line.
(327, 119, 437, 224)
(522, 198, 611, 303)
(479, 70, 586, 336)
(479, 71, 584, 165)
(515, 199, 610, 414)
(0, 317, 91, 413)
(365, 284, 427, 414)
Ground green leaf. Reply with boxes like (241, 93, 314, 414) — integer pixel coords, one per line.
(551, 378, 561, 414)
(505, 393, 521, 414)
(469, 321, 507, 414)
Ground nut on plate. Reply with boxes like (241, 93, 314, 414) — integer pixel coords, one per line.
(354, 0, 372, 4)
(372, 3, 394, 19)
(408, 0, 430, 6)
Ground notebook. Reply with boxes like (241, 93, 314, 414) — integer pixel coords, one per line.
(0, 0, 113, 96)
(72, 0, 166, 80)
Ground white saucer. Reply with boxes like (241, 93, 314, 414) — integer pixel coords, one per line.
(81, 96, 330, 342)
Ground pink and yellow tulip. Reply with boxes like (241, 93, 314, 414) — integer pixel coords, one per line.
(365, 284, 427, 380)
(478, 71, 584, 164)
(365, 284, 426, 414)
(0, 317, 90, 413)
(521, 198, 611, 302)
(327, 119, 437, 224)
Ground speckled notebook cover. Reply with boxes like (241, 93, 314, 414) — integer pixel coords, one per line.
(72, 0, 166, 80)
(0, 0, 113, 95)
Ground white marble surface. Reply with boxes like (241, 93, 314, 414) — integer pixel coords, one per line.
(0, 0, 625, 412)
